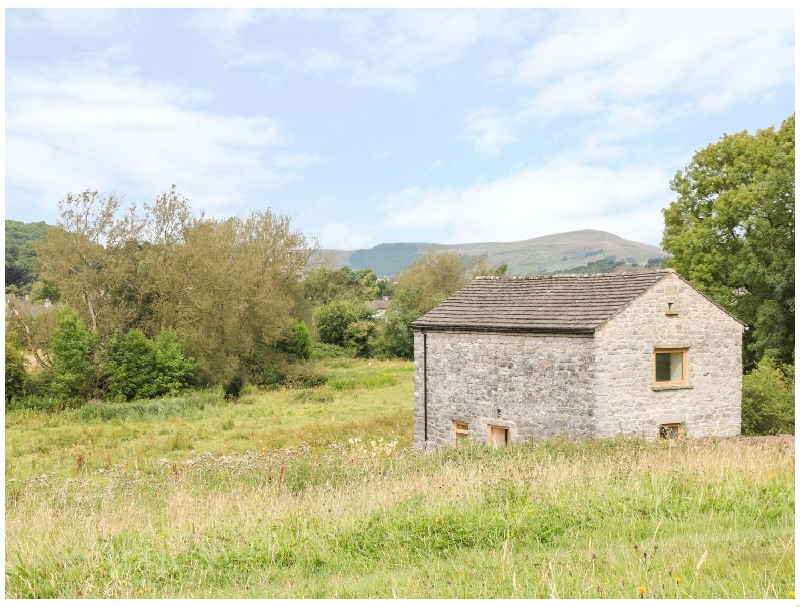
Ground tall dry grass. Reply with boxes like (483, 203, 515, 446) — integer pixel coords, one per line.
(6, 435, 793, 598)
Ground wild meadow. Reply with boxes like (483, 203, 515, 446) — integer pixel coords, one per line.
(5, 358, 795, 599)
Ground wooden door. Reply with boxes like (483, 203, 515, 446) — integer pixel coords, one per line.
(488, 425, 509, 447)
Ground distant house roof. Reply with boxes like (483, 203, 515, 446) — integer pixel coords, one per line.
(368, 298, 390, 310)
(410, 269, 718, 334)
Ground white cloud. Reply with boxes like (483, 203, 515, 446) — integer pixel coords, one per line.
(460, 107, 517, 154)
(6, 62, 313, 218)
(514, 10, 793, 123)
(316, 221, 376, 250)
(379, 159, 673, 246)
(192, 9, 533, 91)
(6, 8, 134, 41)
(461, 10, 793, 157)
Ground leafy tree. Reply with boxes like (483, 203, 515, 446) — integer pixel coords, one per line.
(153, 330, 196, 395)
(5, 220, 48, 293)
(5, 264, 32, 288)
(315, 300, 374, 348)
(5, 338, 28, 403)
(175, 210, 313, 383)
(36, 190, 144, 334)
(28, 278, 62, 304)
(375, 250, 473, 359)
(103, 329, 194, 400)
(662, 114, 794, 369)
(393, 249, 469, 315)
(377, 286, 423, 359)
(103, 329, 158, 401)
(345, 319, 376, 357)
(48, 308, 97, 399)
(278, 319, 312, 360)
(741, 358, 794, 435)
(303, 266, 380, 307)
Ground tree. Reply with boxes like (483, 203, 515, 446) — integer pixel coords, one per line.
(662, 114, 794, 369)
(5, 337, 27, 403)
(376, 250, 473, 359)
(741, 358, 794, 435)
(315, 300, 374, 348)
(35, 190, 144, 334)
(48, 308, 98, 399)
(103, 329, 159, 401)
(175, 211, 313, 383)
(278, 319, 312, 360)
(303, 266, 380, 308)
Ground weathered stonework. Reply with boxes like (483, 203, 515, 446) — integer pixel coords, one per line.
(413, 271, 743, 449)
(592, 272, 742, 440)
(414, 331, 595, 448)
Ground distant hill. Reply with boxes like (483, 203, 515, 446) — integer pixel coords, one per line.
(311, 230, 667, 278)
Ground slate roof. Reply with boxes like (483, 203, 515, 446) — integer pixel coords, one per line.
(410, 270, 674, 334)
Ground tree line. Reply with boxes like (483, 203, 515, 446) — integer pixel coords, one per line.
(4, 186, 504, 407)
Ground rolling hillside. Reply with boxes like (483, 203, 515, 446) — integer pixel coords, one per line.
(312, 230, 667, 277)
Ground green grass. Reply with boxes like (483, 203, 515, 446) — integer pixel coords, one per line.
(5, 358, 795, 598)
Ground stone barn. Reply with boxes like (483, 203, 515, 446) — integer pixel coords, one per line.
(410, 269, 744, 448)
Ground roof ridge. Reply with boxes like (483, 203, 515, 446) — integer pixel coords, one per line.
(475, 269, 673, 280)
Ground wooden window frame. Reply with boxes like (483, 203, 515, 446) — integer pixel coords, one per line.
(659, 423, 683, 440)
(454, 421, 469, 443)
(653, 348, 688, 386)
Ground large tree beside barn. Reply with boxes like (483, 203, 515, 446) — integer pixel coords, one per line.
(662, 114, 794, 370)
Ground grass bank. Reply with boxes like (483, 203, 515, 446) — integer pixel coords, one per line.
(5, 359, 794, 598)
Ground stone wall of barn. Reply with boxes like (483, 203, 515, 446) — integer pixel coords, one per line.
(413, 330, 596, 449)
(592, 271, 743, 440)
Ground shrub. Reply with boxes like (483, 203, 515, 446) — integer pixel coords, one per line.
(224, 375, 244, 401)
(741, 358, 794, 435)
(344, 319, 376, 358)
(153, 331, 196, 395)
(283, 364, 328, 388)
(5, 338, 27, 404)
(315, 300, 374, 348)
(279, 319, 312, 360)
(310, 342, 348, 360)
(261, 365, 287, 388)
(102, 329, 195, 401)
(49, 308, 97, 399)
(103, 329, 158, 401)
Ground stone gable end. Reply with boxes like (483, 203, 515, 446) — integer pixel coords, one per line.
(592, 272, 742, 440)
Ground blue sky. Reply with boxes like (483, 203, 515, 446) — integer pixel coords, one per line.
(4, 8, 795, 249)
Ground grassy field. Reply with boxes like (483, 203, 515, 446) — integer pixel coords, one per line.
(5, 359, 795, 598)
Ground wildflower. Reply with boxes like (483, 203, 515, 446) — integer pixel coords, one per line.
(790, 590, 795, 599)
(673, 577, 682, 583)
(138, 589, 143, 595)
(638, 585, 646, 597)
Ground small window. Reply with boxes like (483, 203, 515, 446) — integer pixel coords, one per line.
(488, 425, 509, 447)
(659, 423, 683, 439)
(454, 421, 469, 443)
(654, 348, 687, 385)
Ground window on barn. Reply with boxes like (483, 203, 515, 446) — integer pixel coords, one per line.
(454, 421, 469, 443)
(659, 423, 683, 439)
(488, 425, 509, 447)
(654, 348, 687, 385)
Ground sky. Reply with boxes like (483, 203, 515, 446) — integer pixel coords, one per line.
(4, 8, 795, 250)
